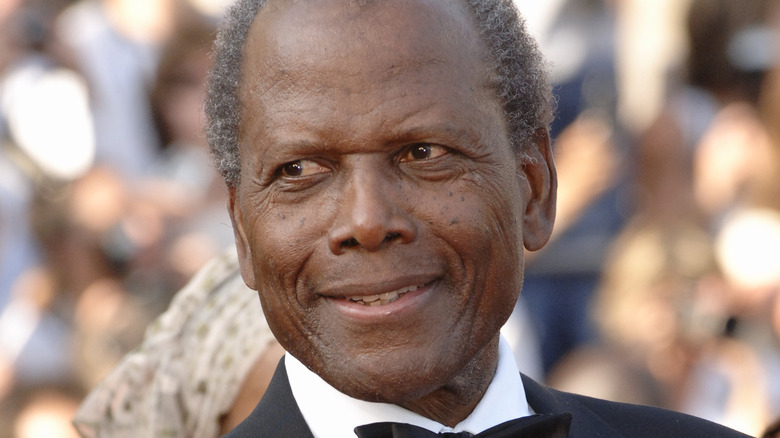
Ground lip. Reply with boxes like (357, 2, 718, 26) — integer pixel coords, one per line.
(320, 275, 438, 321)
(318, 274, 439, 299)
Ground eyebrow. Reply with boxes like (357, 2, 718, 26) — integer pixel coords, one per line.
(245, 101, 493, 169)
(390, 121, 481, 142)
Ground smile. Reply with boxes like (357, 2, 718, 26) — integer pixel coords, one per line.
(348, 285, 420, 306)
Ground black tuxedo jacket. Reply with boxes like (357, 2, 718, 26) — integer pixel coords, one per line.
(224, 358, 750, 437)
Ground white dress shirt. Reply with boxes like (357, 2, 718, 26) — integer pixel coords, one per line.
(287, 336, 534, 438)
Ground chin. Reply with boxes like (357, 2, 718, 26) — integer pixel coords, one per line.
(308, 341, 473, 403)
(328, 363, 445, 404)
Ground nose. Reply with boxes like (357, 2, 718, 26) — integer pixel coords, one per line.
(327, 167, 417, 254)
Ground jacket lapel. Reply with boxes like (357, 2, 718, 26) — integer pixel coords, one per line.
(521, 373, 620, 438)
(232, 367, 612, 437)
(225, 356, 315, 437)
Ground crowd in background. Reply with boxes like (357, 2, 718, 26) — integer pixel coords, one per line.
(0, 0, 232, 435)
(0, 0, 778, 436)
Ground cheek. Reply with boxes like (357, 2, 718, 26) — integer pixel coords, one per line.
(430, 177, 525, 314)
(245, 204, 326, 349)
(242, 196, 319, 297)
(449, 174, 524, 258)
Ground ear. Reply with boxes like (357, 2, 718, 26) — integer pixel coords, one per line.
(228, 185, 258, 290)
(518, 129, 557, 251)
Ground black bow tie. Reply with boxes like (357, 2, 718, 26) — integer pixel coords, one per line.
(354, 413, 572, 438)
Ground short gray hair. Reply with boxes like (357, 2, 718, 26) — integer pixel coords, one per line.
(205, 0, 553, 187)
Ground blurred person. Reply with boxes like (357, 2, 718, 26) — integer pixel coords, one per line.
(0, 2, 97, 414)
(620, 0, 780, 435)
(674, 206, 780, 435)
(141, 19, 234, 287)
(73, 250, 284, 438)
(635, 0, 776, 224)
(546, 344, 666, 408)
(679, 7, 780, 430)
(693, 102, 775, 225)
(1, 163, 181, 409)
(608, 4, 780, 429)
(52, 1, 234, 294)
(583, 218, 772, 435)
(590, 219, 720, 404)
(147, 21, 216, 196)
(613, 2, 780, 432)
(511, 0, 627, 376)
(54, 167, 187, 387)
(690, 207, 780, 432)
(54, 0, 180, 179)
(1, 168, 151, 389)
(0, 0, 95, 313)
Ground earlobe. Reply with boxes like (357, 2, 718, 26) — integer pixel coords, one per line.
(228, 186, 258, 290)
(519, 129, 557, 251)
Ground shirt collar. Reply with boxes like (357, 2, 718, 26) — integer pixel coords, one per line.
(287, 336, 533, 438)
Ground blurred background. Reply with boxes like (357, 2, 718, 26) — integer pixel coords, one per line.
(0, 0, 779, 436)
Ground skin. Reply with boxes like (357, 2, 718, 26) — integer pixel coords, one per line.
(220, 340, 286, 434)
(228, 0, 556, 426)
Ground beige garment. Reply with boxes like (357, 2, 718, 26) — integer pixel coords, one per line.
(73, 249, 274, 438)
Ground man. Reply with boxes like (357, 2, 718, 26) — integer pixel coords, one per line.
(206, 0, 749, 436)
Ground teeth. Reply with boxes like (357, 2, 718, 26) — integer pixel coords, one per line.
(348, 285, 420, 306)
(379, 291, 398, 304)
(363, 293, 382, 303)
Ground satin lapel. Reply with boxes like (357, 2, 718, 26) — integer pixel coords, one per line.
(225, 356, 315, 437)
(520, 373, 621, 438)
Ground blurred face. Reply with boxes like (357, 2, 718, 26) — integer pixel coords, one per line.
(230, 0, 555, 413)
(160, 49, 211, 146)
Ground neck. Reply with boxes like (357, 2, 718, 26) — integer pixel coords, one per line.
(399, 335, 500, 427)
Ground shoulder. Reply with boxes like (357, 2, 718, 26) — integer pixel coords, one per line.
(222, 358, 315, 438)
(521, 374, 751, 438)
(74, 250, 274, 437)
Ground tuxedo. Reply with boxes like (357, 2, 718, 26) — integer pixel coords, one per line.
(223, 358, 750, 438)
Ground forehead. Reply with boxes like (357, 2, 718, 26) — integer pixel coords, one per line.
(240, 0, 490, 98)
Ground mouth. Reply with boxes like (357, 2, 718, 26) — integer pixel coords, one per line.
(347, 284, 421, 306)
(324, 277, 438, 320)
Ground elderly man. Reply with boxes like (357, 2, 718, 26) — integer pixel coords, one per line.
(206, 0, 748, 436)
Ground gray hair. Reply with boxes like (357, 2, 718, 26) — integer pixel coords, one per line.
(205, 0, 553, 187)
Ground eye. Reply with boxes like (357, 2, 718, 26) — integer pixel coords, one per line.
(401, 144, 449, 162)
(279, 159, 329, 178)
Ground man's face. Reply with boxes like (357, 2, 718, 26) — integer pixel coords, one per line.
(230, 0, 555, 405)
